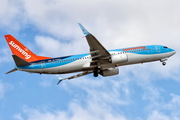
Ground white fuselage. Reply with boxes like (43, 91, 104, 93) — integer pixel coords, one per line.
(17, 46, 176, 75)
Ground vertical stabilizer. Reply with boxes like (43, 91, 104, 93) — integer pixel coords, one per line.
(4, 35, 51, 62)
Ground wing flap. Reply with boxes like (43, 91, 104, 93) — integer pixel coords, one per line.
(91, 54, 101, 59)
(86, 35, 110, 57)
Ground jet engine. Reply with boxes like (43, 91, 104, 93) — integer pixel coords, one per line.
(100, 68, 119, 77)
(110, 54, 128, 64)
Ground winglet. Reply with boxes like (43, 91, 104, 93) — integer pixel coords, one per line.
(56, 75, 63, 85)
(78, 23, 91, 36)
(57, 80, 62, 85)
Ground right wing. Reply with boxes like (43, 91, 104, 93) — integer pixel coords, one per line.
(78, 23, 111, 64)
(57, 24, 112, 84)
(56, 71, 93, 85)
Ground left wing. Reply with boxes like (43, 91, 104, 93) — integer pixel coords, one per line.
(56, 71, 93, 85)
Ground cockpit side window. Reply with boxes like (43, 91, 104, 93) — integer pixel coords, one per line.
(163, 46, 168, 48)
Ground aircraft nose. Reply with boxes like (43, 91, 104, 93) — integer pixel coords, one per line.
(169, 48, 176, 56)
(172, 50, 176, 55)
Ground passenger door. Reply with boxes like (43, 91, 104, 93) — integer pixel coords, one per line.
(155, 46, 160, 53)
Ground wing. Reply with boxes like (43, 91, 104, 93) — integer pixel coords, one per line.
(56, 71, 93, 85)
(57, 24, 111, 84)
(78, 23, 111, 64)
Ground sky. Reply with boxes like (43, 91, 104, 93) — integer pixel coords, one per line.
(0, 0, 180, 120)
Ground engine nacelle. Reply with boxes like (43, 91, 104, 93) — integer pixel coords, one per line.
(100, 68, 119, 77)
(110, 54, 128, 64)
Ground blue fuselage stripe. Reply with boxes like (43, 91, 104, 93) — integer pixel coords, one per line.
(17, 45, 175, 70)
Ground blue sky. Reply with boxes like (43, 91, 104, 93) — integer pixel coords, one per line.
(0, 0, 180, 120)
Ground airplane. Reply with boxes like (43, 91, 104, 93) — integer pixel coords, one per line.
(5, 23, 176, 84)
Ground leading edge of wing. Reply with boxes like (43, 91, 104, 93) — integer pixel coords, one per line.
(78, 23, 91, 36)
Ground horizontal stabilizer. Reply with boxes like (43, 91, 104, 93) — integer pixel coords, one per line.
(12, 55, 30, 66)
(6, 68, 18, 74)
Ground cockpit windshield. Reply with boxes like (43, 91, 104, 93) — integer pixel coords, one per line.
(163, 46, 168, 48)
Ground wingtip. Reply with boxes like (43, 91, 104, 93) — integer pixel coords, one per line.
(78, 23, 91, 36)
(56, 75, 63, 85)
(57, 80, 62, 85)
